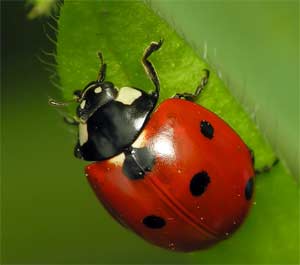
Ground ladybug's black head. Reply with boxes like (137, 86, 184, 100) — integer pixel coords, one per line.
(76, 81, 118, 122)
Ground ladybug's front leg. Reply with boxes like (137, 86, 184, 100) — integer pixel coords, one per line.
(174, 69, 210, 101)
(142, 40, 163, 98)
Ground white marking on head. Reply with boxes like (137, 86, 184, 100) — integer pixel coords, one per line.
(115, 87, 142, 105)
(109, 153, 125, 166)
(79, 123, 88, 146)
(94, 86, 102, 94)
(80, 100, 86, 109)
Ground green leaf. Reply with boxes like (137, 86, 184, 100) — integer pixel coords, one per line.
(54, 0, 299, 263)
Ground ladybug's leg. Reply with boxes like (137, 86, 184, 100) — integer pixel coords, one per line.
(63, 116, 80, 126)
(174, 69, 210, 101)
(248, 147, 279, 175)
(248, 148, 255, 165)
(142, 40, 163, 98)
(96, 52, 107, 83)
(255, 158, 279, 175)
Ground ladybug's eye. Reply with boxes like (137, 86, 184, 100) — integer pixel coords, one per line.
(80, 99, 90, 110)
(80, 100, 86, 109)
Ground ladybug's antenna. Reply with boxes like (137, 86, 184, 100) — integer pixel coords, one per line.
(48, 94, 80, 107)
(49, 52, 107, 108)
(97, 52, 107, 82)
(48, 89, 82, 107)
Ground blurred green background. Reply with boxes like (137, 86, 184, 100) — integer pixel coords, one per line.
(1, 1, 299, 264)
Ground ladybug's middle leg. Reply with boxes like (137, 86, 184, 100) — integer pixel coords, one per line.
(174, 69, 210, 101)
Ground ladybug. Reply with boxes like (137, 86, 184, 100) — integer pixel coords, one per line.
(51, 40, 255, 252)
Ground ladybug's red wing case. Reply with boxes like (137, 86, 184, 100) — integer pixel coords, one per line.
(87, 161, 216, 251)
(86, 99, 255, 252)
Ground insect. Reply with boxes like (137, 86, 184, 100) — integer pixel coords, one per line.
(51, 40, 257, 252)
